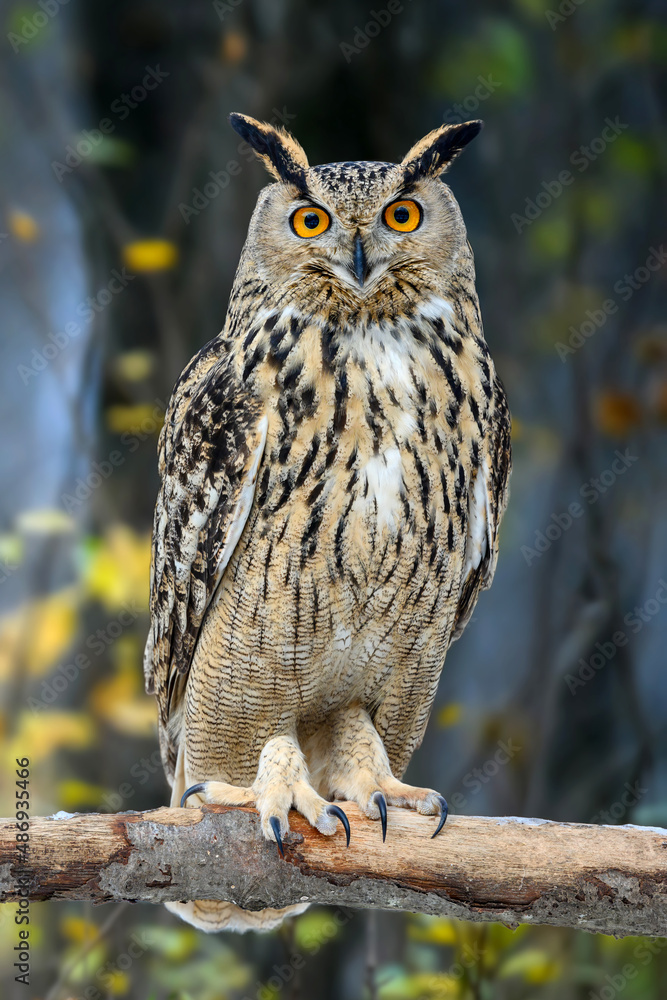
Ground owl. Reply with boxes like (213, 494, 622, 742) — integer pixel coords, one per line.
(144, 113, 511, 933)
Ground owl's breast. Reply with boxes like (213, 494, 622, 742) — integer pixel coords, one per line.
(353, 446, 406, 532)
(202, 310, 491, 716)
(252, 312, 482, 584)
(227, 409, 461, 713)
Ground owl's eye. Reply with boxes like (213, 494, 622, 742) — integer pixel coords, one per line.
(291, 206, 331, 238)
(384, 199, 422, 233)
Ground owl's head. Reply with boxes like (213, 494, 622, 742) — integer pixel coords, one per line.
(229, 113, 482, 321)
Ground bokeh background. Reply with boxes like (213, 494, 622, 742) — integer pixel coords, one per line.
(1, 0, 666, 997)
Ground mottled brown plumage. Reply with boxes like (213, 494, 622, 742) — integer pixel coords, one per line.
(144, 114, 511, 932)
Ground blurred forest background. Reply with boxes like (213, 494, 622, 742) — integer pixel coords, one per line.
(1, 0, 666, 997)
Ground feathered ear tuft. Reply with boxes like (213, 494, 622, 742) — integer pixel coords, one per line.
(401, 121, 483, 181)
(229, 113, 309, 189)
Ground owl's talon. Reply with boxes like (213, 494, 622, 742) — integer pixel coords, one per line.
(326, 804, 351, 846)
(180, 782, 208, 808)
(431, 795, 449, 839)
(372, 791, 388, 842)
(269, 816, 285, 857)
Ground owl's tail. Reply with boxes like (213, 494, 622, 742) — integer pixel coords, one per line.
(165, 750, 308, 934)
(164, 898, 309, 934)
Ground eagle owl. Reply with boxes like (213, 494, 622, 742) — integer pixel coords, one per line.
(144, 114, 511, 933)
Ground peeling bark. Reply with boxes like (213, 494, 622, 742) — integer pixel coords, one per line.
(2, 806, 666, 937)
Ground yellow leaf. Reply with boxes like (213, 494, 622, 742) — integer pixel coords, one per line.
(8, 209, 39, 242)
(107, 970, 130, 995)
(90, 646, 156, 737)
(141, 924, 199, 960)
(499, 947, 562, 983)
(611, 22, 651, 59)
(594, 391, 643, 437)
(437, 703, 463, 728)
(487, 922, 530, 949)
(16, 508, 75, 535)
(380, 972, 459, 998)
(294, 909, 345, 952)
(221, 31, 247, 63)
(0, 587, 79, 679)
(83, 527, 150, 611)
(57, 780, 107, 810)
(408, 916, 458, 945)
(509, 416, 524, 441)
(105, 402, 163, 435)
(61, 916, 99, 944)
(7, 710, 95, 764)
(112, 350, 155, 382)
(122, 239, 178, 272)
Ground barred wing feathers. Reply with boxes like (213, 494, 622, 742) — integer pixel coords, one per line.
(144, 352, 267, 776)
(452, 376, 511, 640)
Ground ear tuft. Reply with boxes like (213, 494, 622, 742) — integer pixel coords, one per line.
(229, 113, 309, 189)
(401, 120, 483, 181)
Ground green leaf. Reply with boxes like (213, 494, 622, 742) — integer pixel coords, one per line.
(294, 909, 345, 951)
(498, 947, 562, 983)
(528, 214, 573, 261)
(610, 135, 657, 175)
(432, 18, 533, 99)
(71, 134, 135, 167)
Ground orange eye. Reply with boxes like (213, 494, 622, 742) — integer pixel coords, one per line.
(384, 199, 421, 233)
(291, 206, 330, 238)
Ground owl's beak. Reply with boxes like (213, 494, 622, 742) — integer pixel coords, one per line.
(352, 232, 369, 287)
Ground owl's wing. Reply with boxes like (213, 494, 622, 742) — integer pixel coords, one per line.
(144, 350, 267, 776)
(451, 376, 511, 640)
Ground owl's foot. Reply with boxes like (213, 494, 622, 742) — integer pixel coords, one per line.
(181, 735, 350, 852)
(314, 704, 448, 841)
(343, 775, 448, 841)
(252, 735, 349, 849)
(181, 780, 255, 809)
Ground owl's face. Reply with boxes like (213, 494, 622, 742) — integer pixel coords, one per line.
(230, 115, 483, 322)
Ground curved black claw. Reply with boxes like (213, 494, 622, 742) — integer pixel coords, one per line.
(180, 782, 208, 808)
(372, 791, 388, 843)
(431, 795, 449, 839)
(269, 816, 285, 857)
(327, 804, 351, 847)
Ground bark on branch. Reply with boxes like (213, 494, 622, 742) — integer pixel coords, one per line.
(2, 805, 666, 937)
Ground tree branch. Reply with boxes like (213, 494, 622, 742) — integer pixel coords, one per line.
(2, 806, 666, 937)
